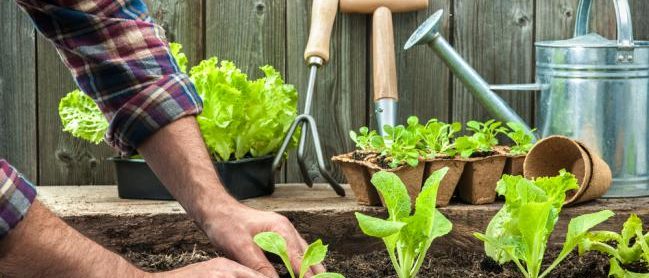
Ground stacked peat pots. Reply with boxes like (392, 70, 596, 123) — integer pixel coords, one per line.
(334, 119, 536, 207)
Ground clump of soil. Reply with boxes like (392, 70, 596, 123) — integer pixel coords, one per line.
(121, 246, 646, 277)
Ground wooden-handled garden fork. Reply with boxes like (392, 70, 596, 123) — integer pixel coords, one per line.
(272, 0, 346, 197)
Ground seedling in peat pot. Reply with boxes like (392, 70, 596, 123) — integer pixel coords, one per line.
(355, 168, 453, 278)
(350, 127, 383, 152)
(474, 171, 614, 278)
(380, 119, 422, 169)
(505, 122, 536, 155)
(455, 120, 507, 158)
(253, 232, 344, 278)
(579, 214, 649, 277)
(418, 119, 462, 159)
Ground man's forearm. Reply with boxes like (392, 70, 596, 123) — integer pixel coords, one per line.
(137, 116, 240, 229)
(0, 200, 144, 278)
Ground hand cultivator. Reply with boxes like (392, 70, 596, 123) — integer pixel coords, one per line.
(272, 0, 345, 196)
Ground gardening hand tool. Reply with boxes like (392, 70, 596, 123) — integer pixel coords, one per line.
(272, 0, 345, 197)
(405, 0, 649, 198)
(340, 0, 429, 135)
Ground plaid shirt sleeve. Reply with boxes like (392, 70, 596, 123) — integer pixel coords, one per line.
(15, 0, 203, 155)
(0, 160, 37, 238)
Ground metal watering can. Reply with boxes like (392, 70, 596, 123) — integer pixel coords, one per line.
(404, 0, 649, 197)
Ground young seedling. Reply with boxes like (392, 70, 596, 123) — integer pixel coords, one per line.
(349, 127, 383, 152)
(381, 122, 421, 168)
(455, 120, 507, 158)
(253, 232, 344, 278)
(505, 122, 536, 155)
(579, 214, 649, 277)
(418, 119, 462, 159)
(474, 171, 614, 278)
(355, 168, 453, 278)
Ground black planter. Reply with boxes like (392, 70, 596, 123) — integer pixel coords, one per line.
(110, 155, 276, 201)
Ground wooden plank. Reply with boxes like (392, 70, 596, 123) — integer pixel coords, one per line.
(145, 0, 205, 65)
(0, 3, 38, 181)
(37, 1, 205, 185)
(376, 0, 453, 127)
(536, 0, 649, 42)
(205, 0, 286, 80)
(452, 0, 535, 125)
(285, 1, 369, 182)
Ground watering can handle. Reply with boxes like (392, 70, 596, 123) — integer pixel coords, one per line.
(574, 0, 634, 50)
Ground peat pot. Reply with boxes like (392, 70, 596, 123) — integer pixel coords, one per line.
(405, 0, 649, 197)
(110, 155, 276, 200)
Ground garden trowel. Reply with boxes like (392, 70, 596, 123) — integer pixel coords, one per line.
(272, 0, 345, 196)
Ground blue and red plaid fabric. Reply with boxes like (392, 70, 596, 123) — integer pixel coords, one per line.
(15, 0, 203, 155)
(3, 0, 203, 236)
(0, 160, 37, 238)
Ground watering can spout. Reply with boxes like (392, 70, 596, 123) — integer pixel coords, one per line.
(405, 9, 537, 140)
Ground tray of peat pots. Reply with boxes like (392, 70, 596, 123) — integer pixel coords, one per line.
(523, 135, 612, 205)
(57, 43, 300, 201)
(453, 120, 508, 205)
(333, 117, 425, 206)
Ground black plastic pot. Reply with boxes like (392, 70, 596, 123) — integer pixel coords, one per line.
(110, 155, 276, 201)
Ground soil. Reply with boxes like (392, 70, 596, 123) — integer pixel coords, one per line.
(122, 246, 648, 277)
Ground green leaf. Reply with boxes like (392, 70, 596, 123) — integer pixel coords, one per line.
(355, 212, 406, 238)
(169, 42, 188, 73)
(253, 232, 294, 278)
(312, 273, 346, 278)
(370, 171, 411, 221)
(300, 240, 328, 278)
(518, 202, 553, 278)
(58, 89, 109, 144)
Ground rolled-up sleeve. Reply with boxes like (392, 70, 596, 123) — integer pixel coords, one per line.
(0, 160, 37, 238)
(15, 0, 203, 155)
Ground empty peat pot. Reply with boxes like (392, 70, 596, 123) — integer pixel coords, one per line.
(110, 155, 276, 201)
(523, 136, 612, 205)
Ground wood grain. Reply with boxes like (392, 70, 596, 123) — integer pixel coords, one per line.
(286, 0, 369, 182)
(0, 3, 37, 182)
(452, 0, 535, 126)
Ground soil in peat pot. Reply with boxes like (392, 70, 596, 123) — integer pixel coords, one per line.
(122, 247, 648, 277)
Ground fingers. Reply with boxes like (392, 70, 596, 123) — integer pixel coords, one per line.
(229, 240, 279, 278)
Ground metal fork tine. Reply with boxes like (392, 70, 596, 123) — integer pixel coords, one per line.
(296, 123, 314, 187)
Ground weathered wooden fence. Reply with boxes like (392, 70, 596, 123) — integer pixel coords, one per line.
(1, 0, 648, 185)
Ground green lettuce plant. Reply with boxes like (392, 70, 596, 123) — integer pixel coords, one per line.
(355, 168, 453, 278)
(169, 42, 188, 73)
(58, 89, 109, 144)
(380, 120, 421, 168)
(191, 58, 299, 161)
(418, 119, 461, 159)
(455, 120, 506, 158)
(578, 214, 649, 277)
(253, 232, 344, 278)
(474, 171, 614, 278)
(349, 127, 383, 152)
(505, 122, 536, 155)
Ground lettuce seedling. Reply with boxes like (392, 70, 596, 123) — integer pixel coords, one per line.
(58, 89, 109, 144)
(381, 122, 421, 168)
(350, 127, 383, 152)
(355, 169, 453, 278)
(474, 171, 614, 278)
(418, 119, 461, 159)
(253, 232, 344, 278)
(578, 214, 649, 277)
(454, 120, 507, 158)
(505, 122, 536, 155)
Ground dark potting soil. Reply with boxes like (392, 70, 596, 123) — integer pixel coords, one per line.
(122, 247, 646, 277)
(469, 151, 495, 158)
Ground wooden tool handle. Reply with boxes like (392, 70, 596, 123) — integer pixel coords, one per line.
(304, 0, 338, 64)
(372, 7, 398, 101)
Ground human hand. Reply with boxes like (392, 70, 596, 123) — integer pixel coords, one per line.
(153, 257, 265, 278)
(201, 203, 325, 278)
